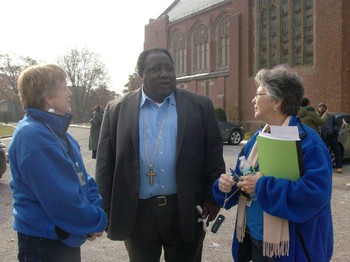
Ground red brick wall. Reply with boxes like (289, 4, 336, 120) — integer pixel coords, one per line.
(309, 0, 342, 111)
(144, 0, 350, 133)
(178, 77, 225, 109)
(342, 0, 350, 113)
(144, 16, 169, 50)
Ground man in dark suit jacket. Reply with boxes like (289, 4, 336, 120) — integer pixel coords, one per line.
(95, 48, 225, 261)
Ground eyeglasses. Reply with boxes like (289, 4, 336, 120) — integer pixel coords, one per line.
(254, 93, 267, 99)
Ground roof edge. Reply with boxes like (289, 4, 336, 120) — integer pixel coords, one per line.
(157, 0, 180, 19)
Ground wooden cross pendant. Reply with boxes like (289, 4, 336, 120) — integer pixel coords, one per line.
(146, 166, 156, 185)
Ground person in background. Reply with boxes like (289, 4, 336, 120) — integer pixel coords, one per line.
(298, 97, 325, 133)
(8, 64, 107, 262)
(341, 119, 350, 187)
(213, 64, 333, 261)
(95, 48, 225, 261)
(317, 102, 343, 173)
(89, 104, 103, 159)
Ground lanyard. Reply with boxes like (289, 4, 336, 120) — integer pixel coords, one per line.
(63, 135, 81, 173)
(35, 118, 81, 173)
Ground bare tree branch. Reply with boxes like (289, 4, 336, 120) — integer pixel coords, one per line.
(57, 48, 112, 121)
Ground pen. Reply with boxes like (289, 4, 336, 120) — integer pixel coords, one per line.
(229, 168, 241, 183)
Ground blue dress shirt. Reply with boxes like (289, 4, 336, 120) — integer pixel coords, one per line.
(138, 88, 178, 199)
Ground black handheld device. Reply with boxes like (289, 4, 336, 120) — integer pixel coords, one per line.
(211, 214, 225, 233)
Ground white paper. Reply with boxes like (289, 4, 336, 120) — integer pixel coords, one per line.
(270, 125, 299, 140)
(259, 125, 300, 141)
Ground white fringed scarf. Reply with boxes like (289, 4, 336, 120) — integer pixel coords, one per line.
(236, 117, 291, 258)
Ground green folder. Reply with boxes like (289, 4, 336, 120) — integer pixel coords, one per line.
(257, 133, 303, 181)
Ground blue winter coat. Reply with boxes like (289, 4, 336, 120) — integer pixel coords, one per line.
(9, 108, 107, 247)
(212, 116, 333, 261)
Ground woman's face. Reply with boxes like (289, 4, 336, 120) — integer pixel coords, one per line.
(46, 80, 72, 115)
(252, 84, 280, 123)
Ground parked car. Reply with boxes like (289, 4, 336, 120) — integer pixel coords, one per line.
(0, 140, 8, 178)
(218, 121, 245, 145)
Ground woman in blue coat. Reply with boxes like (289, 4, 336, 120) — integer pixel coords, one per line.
(9, 64, 107, 262)
(213, 64, 333, 261)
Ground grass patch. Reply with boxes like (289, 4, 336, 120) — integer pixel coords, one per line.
(244, 131, 253, 141)
(0, 124, 15, 137)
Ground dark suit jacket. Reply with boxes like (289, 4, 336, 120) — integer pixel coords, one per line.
(95, 87, 225, 242)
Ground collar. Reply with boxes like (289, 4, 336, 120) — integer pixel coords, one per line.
(140, 85, 176, 108)
(26, 108, 72, 137)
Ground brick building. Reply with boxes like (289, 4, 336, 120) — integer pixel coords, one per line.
(144, 0, 350, 132)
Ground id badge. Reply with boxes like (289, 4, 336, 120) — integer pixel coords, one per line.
(77, 171, 86, 186)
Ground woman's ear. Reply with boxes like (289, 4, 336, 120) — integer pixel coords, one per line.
(273, 99, 282, 111)
(44, 96, 54, 111)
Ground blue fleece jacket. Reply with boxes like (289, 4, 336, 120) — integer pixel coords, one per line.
(213, 116, 333, 261)
(9, 108, 107, 247)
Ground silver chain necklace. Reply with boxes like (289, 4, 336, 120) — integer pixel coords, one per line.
(142, 101, 171, 185)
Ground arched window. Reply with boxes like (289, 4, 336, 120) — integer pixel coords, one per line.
(193, 24, 209, 72)
(218, 16, 230, 67)
(257, 0, 313, 69)
(170, 31, 186, 75)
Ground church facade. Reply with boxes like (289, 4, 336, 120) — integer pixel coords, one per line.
(144, 0, 350, 131)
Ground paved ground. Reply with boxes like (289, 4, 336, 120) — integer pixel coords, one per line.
(1, 126, 349, 261)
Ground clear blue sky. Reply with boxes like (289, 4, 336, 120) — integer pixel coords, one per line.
(1, 0, 174, 94)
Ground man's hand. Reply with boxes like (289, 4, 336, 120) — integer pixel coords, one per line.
(202, 202, 220, 222)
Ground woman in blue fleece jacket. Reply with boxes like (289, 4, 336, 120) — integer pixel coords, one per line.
(213, 64, 333, 261)
(8, 64, 107, 262)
